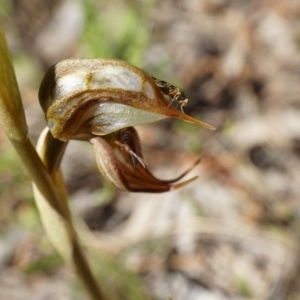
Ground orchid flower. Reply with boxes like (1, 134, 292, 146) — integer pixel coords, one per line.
(39, 59, 214, 192)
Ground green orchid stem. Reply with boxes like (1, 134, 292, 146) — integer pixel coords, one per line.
(0, 27, 105, 300)
(11, 136, 63, 210)
(35, 128, 106, 300)
(12, 134, 106, 300)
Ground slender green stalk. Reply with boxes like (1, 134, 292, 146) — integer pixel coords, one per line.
(0, 27, 105, 300)
(35, 128, 106, 300)
(0, 28, 27, 140)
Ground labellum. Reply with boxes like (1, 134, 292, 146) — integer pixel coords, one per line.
(90, 127, 200, 192)
(39, 58, 215, 192)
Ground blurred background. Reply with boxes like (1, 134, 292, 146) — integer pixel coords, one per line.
(1, 0, 300, 299)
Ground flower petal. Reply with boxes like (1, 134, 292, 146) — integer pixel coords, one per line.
(90, 136, 128, 191)
(39, 58, 214, 141)
(90, 128, 201, 192)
